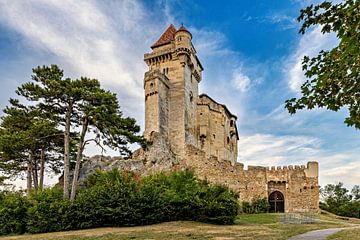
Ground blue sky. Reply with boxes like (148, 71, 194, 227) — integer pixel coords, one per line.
(0, 0, 359, 188)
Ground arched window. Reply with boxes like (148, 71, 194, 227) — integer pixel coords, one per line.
(189, 91, 193, 102)
(227, 137, 230, 144)
(230, 120, 234, 127)
(150, 82, 154, 89)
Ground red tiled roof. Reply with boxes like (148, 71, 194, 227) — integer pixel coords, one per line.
(151, 24, 177, 49)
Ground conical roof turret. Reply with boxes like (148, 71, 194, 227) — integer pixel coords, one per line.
(176, 25, 192, 38)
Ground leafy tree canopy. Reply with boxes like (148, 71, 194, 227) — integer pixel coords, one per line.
(320, 182, 360, 218)
(285, 0, 360, 129)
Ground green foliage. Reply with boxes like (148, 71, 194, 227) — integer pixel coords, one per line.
(0, 170, 239, 236)
(242, 197, 270, 214)
(77, 169, 239, 226)
(320, 182, 360, 218)
(0, 98, 63, 193)
(14, 64, 145, 199)
(285, 0, 360, 129)
(26, 187, 76, 233)
(0, 191, 30, 235)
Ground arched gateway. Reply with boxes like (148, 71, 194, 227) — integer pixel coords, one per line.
(269, 191, 284, 213)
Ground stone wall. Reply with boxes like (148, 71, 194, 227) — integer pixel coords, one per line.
(179, 144, 319, 212)
(197, 95, 238, 163)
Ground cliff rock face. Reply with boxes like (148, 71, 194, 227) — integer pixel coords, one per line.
(76, 133, 178, 185)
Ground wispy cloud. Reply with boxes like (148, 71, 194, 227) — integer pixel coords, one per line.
(285, 26, 338, 94)
(266, 13, 298, 30)
(238, 133, 321, 166)
(232, 67, 251, 93)
(191, 29, 230, 57)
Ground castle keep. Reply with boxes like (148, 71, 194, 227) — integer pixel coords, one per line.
(138, 24, 320, 213)
(144, 24, 238, 163)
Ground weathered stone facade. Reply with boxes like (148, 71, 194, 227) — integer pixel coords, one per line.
(139, 24, 320, 213)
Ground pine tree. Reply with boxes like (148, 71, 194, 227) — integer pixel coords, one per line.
(0, 99, 62, 195)
(16, 65, 144, 200)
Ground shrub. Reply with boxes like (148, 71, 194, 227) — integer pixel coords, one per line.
(242, 201, 252, 214)
(75, 170, 142, 227)
(0, 191, 29, 235)
(78, 169, 240, 226)
(241, 197, 269, 214)
(26, 187, 76, 233)
(0, 169, 240, 235)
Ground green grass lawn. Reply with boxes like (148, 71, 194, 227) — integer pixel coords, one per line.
(0, 213, 358, 240)
(327, 228, 360, 240)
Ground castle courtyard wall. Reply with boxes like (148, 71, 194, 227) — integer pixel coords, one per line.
(182, 144, 319, 212)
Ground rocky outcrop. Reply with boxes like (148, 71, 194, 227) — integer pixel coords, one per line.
(76, 133, 178, 185)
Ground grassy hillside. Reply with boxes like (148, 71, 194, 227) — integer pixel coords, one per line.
(1, 213, 358, 240)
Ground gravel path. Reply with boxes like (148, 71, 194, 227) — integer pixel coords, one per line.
(288, 226, 360, 240)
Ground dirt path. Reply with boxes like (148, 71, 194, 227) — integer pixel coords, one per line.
(288, 226, 360, 240)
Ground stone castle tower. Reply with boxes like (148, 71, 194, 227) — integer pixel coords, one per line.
(137, 24, 319, 213)
(143, 24, 238, 163)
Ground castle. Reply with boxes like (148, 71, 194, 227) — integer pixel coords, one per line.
(139, 24, 320, 213)
(80, 24, 319, 213)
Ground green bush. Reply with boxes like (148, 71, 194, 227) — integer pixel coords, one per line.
(242, 197, 270, 214)
(0, 169, 240, 235)
(0, 191, 29, 235)
(77, 169, 240, 226)
(26, 187, 76, 233)
(75, 170, 142, 227)
(321, 200, 360, 218)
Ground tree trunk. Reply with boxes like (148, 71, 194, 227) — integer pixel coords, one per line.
(26, 151, 33, 197)
(39, 147, 45, 190)
(63, 103, 72, 199)
(70, 117, 88, 201)
(32, 156, 38, 194)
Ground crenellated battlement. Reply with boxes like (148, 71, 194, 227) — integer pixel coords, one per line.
(267, 164, 306, 171)
(264, 162, 317, 175)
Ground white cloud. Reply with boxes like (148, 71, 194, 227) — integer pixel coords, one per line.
(191, 28, 230, 57)
(238, 133, 321, 166)
(232, 68, 251, 93)
(285, 26, 338, 93)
